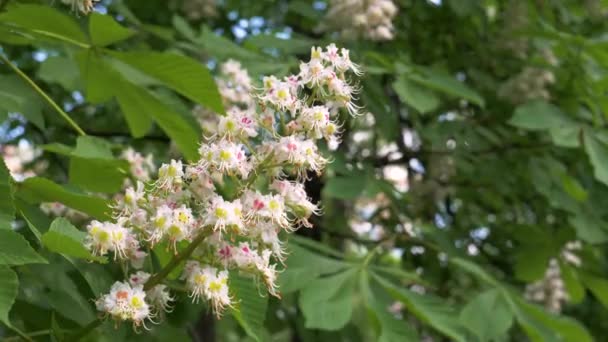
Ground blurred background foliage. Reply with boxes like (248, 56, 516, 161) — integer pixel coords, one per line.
(2, 0, 608, 341)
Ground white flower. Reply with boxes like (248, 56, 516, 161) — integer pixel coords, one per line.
(61, 0, 99, 14)
(203, 196, 244, 233)
(85, 220, 132, 259)
(217, 107, 259, 139)
(157, 160, 184, 188)
(96, 281, 151, 327)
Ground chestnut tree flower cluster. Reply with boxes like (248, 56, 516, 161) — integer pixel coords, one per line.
(320, 0, 398, 41)
(61, 0, 99, 14)
(87, 44, 363, 328)
(524, 241, 582, 313)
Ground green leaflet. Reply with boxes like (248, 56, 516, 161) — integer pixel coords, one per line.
(0, 229, 47, 266)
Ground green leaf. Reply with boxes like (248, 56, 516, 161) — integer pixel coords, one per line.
(408, 69, 484, 107)
(42, 218, 106, 263)
(359, 271, 418, 342)
(278, 243, 349, 293)
(299, 268, 357, 331)
(69, 136, 128, 193)
(393, 76, 440, 114)
(38, 56, 81, 91)
(584, 130, 608, 186)
(244, 34, 315, 54)
(0, 229, 46, 265)
(323, 173, 368, 200)
(231, 274, 269, 342)
(568, 213, 608, 243)
(0, 75, 45, 130)
(509, 101, 572, 131)
(0, 159, 15, 230)
(75, 50, 118, 104)
(110, 51, 224, 114)
(550, 125, 581, 148)
(113, 80, 200, 160)
(460, 289, 514, 341)
(16, 177, 111, 220)
(0, 266, 18, 325)
(88, 13, 134, 47)
(0, 4, 87, 44)
(580, 272, 608, 308)
(374, 274, 469, 342)
(559, 261, 585, 304)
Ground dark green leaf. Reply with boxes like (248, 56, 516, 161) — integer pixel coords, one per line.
(0, 229, 46, 265)
(16, 177, 111, 220)
(0, 266, 18, 325)
(393, 76, 440, 113)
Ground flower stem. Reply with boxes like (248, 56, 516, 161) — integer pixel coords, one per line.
(143, 229, 211, 291)
(0, 54, 87, 136)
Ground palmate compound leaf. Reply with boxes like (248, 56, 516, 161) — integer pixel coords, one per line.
(278, 241, 351, 293)
(373, 273, 470, 342)
(359, 270, 419, 342)
(451, 257, 593, 342)
(41, 217, 107, 263)
(298, 268, 358, 331)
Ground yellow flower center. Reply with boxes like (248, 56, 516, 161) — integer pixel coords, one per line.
(98, 230, 109, 242)
(178, 212, 188, 223)
(313, 111, 325, 121)
(130, 296, 143, 309)
(215, 207, 228, 219)
(168, 225, 181, 237)
(209, 281, 222, 292)
(155, 217, 166, 228)
(268, 200, 280, 211)
(195, 274, 206, 285)
(219, 150, 232, 161)
(277, 88, 289, 100)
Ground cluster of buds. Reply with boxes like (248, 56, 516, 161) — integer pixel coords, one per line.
(178, 0, 218, 20)
(524, 241, 582, 313)
(524, 259, 568, 313)
(498, 66, 556, 104)
(61, 0, 100, 14)
(320, 0, 398, 41)
(91, 44, 362, 327)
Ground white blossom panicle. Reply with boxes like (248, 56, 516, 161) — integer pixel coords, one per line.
(524, 259, 569, 313)
(61, 0, 100, 14)
(321, 0, 398, 41)
(88, 44, 362, 322)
